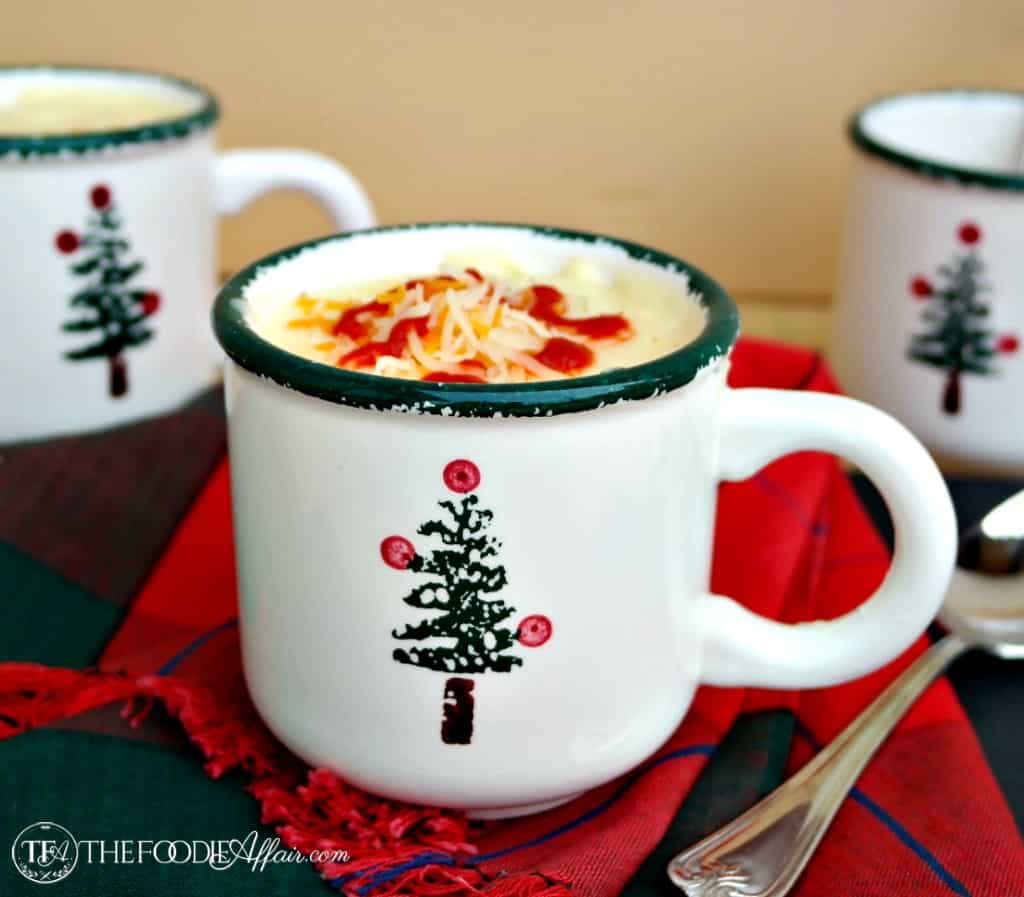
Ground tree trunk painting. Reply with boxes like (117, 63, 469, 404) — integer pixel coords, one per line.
(942, 369, 961, 415)
(109, 354, 128, 398)
(441, 678, 475, 745)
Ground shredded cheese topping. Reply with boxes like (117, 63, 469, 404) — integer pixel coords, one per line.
(282, 268, 632, 383)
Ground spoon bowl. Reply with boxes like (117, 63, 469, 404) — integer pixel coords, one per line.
(941, 487, 1024, 658)
(938, 573, 1024, 659)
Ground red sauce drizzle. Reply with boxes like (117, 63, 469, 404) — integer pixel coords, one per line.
(422, 371, 486, 383)
(526, 285, 630, 340)
(339, 316, 431, 370)
(533, 337, 594, 374)
(338, 341, 392, 368)
(421, 360, 487, 383)
(333, 300, 389, 340)
(386, 316, 430, 356)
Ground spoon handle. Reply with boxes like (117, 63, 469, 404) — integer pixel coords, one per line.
(667, 633, 971, 897)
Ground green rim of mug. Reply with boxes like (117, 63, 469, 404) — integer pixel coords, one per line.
(848, 88, 1024, 192)
(213, 223, 740, 418)
(0, 65, 219, 158)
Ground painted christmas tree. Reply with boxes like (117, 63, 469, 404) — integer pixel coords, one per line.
(380, 459, 552, 744)
(54, 184, 161, 398)
(906, 221, 1018, 414)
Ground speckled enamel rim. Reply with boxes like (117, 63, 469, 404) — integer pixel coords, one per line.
(849, 88, 1024, 191)
(213, 223, 740, 418)
(0, 65, 219, 158)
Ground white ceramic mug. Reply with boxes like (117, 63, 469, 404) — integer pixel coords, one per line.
(832, 90, 1024, 471)
(0, 65, 375, 444)
(214, 224, 956, 819)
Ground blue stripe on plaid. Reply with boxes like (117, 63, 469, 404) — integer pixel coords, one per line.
(338, 743, 716, 893)
(793, 720, 970, 897)
(851, 788, 970, 897)
(753, 472, 830, 537)
(156, 618, 238, 674)
(347, 851, 456, 895)
(475, 743, 715, 862)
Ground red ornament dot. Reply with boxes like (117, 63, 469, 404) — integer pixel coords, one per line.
(958, 222, 981, 245)
(90, 184, 112, 210)
(443, 459, 481, 493)
(997, 334, 1020, 354)
(517, 614, 552, 648)
(380, 536, 415, 570)
(141, 291, 161, 315)
(910, 276, 932, 298)
(55, 230, 79, 254)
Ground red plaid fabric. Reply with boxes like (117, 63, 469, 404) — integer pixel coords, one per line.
(2, 338, 1021, 896)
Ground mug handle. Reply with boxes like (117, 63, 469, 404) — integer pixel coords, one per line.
(699, 387, 957, 689)
(215, 148, 376, 231)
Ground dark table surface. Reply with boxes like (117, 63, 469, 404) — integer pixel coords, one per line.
(852, 474, 1024, 833)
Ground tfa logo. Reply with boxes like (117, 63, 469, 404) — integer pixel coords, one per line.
(11, 822, 78, 884)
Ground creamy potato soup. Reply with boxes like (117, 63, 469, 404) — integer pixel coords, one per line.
(0, 84, 194, 135)
(248, 252, 706, 384)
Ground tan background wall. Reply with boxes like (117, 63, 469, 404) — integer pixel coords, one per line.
(4, 0, 1021, 298)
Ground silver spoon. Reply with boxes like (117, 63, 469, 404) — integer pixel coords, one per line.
(668, 488, 1024, 897)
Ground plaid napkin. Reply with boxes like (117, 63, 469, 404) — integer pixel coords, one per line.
(1, 337, 1022, 897)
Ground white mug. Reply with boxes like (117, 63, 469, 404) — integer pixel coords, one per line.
(214, 224, 956, 819)
(0, 65, 375, 444)
(832, 89, 1024, 470)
